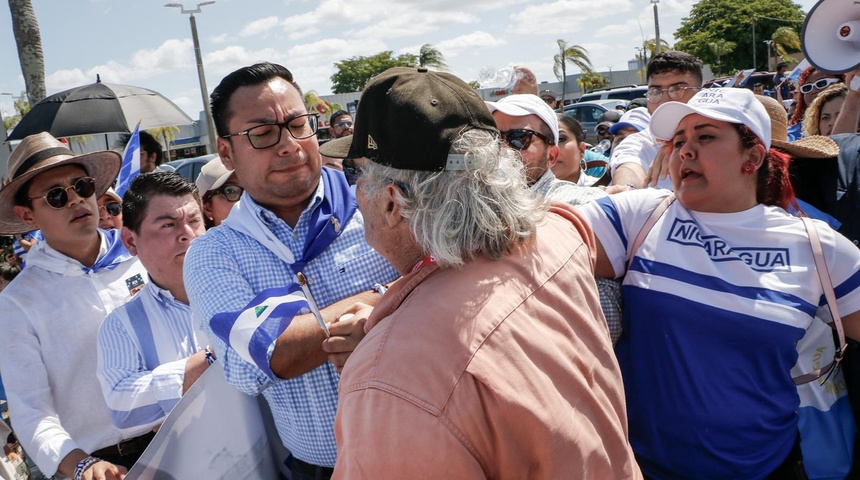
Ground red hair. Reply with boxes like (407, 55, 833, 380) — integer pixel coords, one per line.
(789, 67, 846, 126)
(734, 124, 796, 210)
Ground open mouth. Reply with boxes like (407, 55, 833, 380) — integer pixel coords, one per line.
(71, 211, 91, 222)
(680, 168, 700, 180)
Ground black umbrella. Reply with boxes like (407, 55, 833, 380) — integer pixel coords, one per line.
(7, 77, 194, 141)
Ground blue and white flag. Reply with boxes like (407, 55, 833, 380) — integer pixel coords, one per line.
(115, 122, 141, 198)
(788, 59, 810, 84)
(210, 284, 311, 380)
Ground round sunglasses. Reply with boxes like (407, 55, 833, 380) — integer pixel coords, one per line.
(29, 177, 96, 209)
(206, 184, 244, 203)
(99, 202, 122, 217)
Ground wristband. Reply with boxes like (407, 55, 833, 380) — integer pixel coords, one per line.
(204, 346, 216, 365)
(74, 456, 100, 480)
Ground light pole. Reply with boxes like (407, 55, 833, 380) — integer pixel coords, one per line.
(764, 40, 773, 71)
(165, 2, 218, 155)
(651, 0, 662, 55)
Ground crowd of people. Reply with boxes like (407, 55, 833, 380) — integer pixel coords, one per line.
(0, 44, 858, 480)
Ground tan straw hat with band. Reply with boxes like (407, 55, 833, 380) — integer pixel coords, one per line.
(0, 132, 121, 234)
(755, 94, 839, 159)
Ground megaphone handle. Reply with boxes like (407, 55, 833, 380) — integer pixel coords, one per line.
(851, 76, 860, 92)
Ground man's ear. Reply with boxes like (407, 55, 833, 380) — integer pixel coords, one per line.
(383, 184, 405, 229)
(546, 144, 560, 169)
(217, 138, 235, 171)
(12, 206, 38, 229)
(120, 226, 138, 256)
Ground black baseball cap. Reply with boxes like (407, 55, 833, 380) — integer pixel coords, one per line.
(319, 67, 498, 171)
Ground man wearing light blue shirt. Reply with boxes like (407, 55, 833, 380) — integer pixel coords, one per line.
(97, 172, 211, 438)
(183, 63, 398, 480)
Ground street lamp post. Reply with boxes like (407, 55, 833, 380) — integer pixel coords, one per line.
(165, 1, 218, 155)
(651, 0, 662, 55)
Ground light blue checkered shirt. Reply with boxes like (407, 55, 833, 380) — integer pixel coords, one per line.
(97, 280, 201, 438)
(183, 178, 399, 467)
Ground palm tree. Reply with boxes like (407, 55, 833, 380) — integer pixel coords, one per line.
(418, 44, 447, 70)
(553, 40, 592, 105)
(644, 38, 671, 58)
(9, 0, 46, 106)
(708, 39, 737, 76)
(148, 126, 179, 162)
(771, 26, 801, 62)
(577, 70, 609, 94)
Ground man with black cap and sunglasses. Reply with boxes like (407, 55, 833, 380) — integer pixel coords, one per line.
(323, 67, 639, 479)
(0, 132, 149, 479)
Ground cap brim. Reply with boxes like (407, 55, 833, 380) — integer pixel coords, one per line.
(319, 136, 354, 159)
(484, 101, 535, 118)
(772, 136, 839, 159)
(649, 101, 744, 142)
(608, 122, 642, 135)
(0, 151, 121, 235)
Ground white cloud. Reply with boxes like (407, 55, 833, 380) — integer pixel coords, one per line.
(507, 0, 634, 34)
(351, 9, 476, 39)
(286, 38, 388, 66)
(46, 69, 92, 91)
(240, 16, 281, 37)
(204, 46, 288, 77)
(210, 33, 229, 44)
(435, 31, 507, 58)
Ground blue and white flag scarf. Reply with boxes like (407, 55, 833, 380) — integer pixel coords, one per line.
(213, 168, 357, 378)
(87, 228, 134, 273)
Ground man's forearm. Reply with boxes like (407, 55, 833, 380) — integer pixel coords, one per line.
(610, 163, 646, 188)
(270, 289, 383, 379)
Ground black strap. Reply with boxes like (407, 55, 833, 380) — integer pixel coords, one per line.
(13, 146, 75, 179)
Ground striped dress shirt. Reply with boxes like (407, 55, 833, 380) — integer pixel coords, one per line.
(97, 280, 203, 438)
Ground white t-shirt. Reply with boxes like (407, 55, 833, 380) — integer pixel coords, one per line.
(579, 189, 860, 479)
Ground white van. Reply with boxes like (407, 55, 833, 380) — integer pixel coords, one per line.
(577, 85, 648, 103)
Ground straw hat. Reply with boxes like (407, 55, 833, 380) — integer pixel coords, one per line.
(0, 132, 121, 234)
(755, 94, 839, 159)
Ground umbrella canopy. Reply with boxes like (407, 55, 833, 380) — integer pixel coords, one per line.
(7, 79, 194, 140)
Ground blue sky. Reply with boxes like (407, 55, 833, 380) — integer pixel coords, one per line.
(0, 0, 819, 120)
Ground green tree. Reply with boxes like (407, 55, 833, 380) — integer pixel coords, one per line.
(147, 126, 178, 162)
(553, 40, 592, 104)
(771, 26, 801, 61)
(708, 39, 737, 76)
(675, 0, 804, 72)
(418, 44, 447, 70)
(645, 38, 672, 58)
(8, 0, 46, 106)
(577, 70, 609, 94)
(2, 91, 30, 132)
(330, 51, 417, 94)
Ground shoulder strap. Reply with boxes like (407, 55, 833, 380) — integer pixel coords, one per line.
(793, 217, 847, 385)
(627, 193, 676, 272)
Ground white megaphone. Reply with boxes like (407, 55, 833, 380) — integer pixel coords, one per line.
(802, 0, 860, 90)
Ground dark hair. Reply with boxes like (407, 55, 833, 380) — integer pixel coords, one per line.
(122, 171, 200, 233)
(788, 67, 845, 126)
(210, 62, 303, 137)
(558, 114, 585, 144)
(329, 110, 351, 126)
(734, 124, 795, 210)
(646, 51, 704, 87)
(0, 262, 20, 282)
(115, 131, 164, 164)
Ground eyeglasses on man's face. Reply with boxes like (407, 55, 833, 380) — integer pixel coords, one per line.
(501, 129, 554, 150)
(333, 121, 354, 129)
(29, 177, 96, 209)
(645, 84, 701, 103)
(222, 113, 319, 149)
(206, 184, 244, 203)
(799, 77, 840, 94)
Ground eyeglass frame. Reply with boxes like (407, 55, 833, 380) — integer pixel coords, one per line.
(500, 128, 555, 151)
(28, 176, 97, 209)
(221, 113, 319, 149)
(332, 121, 354, 129)
(348, 164, 411, 196)
(204, 184, 244, 203)
(645, 83, 702, 103)
(99, 202, 122, 217)
(799, 77, 840, 95)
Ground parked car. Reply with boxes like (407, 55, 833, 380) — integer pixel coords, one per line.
(577, 85, 648, 103)
(562, 100, 628, 144)
(155, 153, 218, 182)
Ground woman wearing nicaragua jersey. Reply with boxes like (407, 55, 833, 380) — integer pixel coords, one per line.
(578, 87, 860, 480)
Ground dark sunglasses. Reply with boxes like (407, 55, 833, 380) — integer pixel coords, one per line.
(596, 128, 610, 135)
(207, 184, 244, 203)
(100, 202, 122, 217)
(501, 129, 553, 150)
(333, 121, 354, 129)
(799, 78, 840, 94)
(29, 177, 96, 209)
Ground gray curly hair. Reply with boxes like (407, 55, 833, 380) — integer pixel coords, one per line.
(360, 129, 546, 269)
